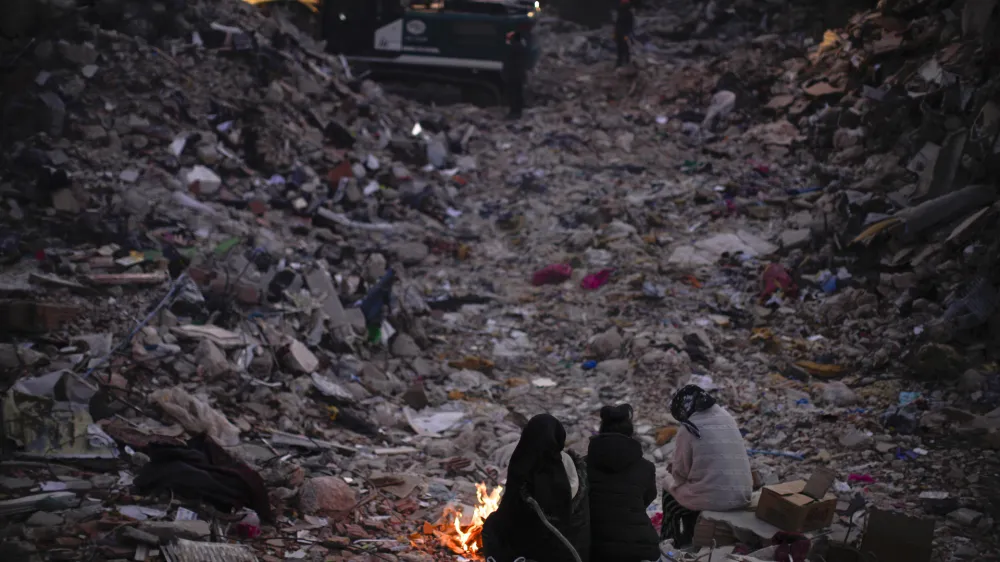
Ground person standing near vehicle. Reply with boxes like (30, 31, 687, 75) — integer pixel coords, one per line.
(614, 0, 634, 67)
(503, 24, 530, 119)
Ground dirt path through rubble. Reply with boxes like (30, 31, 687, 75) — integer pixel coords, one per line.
(420, 7, 999, 558)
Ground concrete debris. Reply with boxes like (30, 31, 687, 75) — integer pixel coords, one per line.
(391, 241, 431, 266)
(947, 508, 984, 527)
(597, 359, 630, 377)
(163, 540, 259, 562)
(195, 339, 230, 377)
(298, 476, 357, 516)
(0, 492, 77, 516)
(391, 333, 421, 358)
(182, 166, 222, 195)
(590, 328, 623, 360)
(138, 520, 212, 542)
(283, 339, 319, 374)
(818, 381, 857, 407)
(25, 511, 65, 527)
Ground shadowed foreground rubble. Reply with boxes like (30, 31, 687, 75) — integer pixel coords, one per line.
(1, 0, 999, 561)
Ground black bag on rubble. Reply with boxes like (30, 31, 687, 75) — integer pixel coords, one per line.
(134, 433, 273, 522)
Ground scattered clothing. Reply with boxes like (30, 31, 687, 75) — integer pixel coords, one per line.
(587, 433, 660, 562)
(581, 268, 615, 290)
(614, 1, 635, 67)
(669, 384, 716, 439)
(773, 531, 811, 562)
(134, 434, 273, 522)
(669, 404, 753, 512)
(660, 490, 699, 547)
(482, 414, 591, 562)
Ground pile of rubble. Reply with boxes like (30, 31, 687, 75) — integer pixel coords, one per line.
(748, 0, 1000, 363)
(1, 0, 511, 560)
(1, 0, 999, 561)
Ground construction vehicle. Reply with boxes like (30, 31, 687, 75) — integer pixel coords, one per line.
(319, 0, 541, 103)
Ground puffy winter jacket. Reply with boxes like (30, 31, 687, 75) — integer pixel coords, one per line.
(669, 405, 753, 512)
(587, 434, 660, 562)
(482, 452, 591, 562)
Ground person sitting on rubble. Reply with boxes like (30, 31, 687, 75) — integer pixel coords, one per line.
(482, 413, 591, 562)
(661, 384, 753, 547)
(587, 404, 660, 562)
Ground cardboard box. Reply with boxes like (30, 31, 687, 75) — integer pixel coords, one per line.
(755, 480, 836, 533)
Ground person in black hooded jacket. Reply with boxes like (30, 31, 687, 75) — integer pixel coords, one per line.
(482, 413, 590, 562)
(587, 404, 660, 562)
(614, 0, 635, 67)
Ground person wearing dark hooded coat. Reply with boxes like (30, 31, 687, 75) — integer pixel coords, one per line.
(482, 414, 590, 562)
(503, 24, 530, 120)
(587, 404, 660, 562)
(614, 0, 635, 67)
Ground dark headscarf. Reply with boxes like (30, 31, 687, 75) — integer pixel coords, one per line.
(599, 403, 634, 436)
(670, 385, 716, 439)
(506, 413, 572, 518)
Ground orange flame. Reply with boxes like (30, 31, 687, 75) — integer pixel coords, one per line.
(439, 483, 503, 558)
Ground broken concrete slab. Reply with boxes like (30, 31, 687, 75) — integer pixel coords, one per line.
(0, 492, 78, 517)
(305, 267, 351, 332)
(391, 333, 421, 358)
(283, 339, 320, 373)
(779, 228, 811, 250)
(138, 520, 212, 541)
(182, 165, 222, 195)
(25, 511, 65, 527)
(195, 339, 229, 377)
(163, 539, 259, 562)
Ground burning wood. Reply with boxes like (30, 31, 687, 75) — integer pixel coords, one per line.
(416, 483, 503, 560)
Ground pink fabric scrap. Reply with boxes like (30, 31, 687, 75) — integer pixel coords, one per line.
(531, 264, 573, 286)
(650, 512, 663, 528)
(237, 523, 262, 539)
(581, 268, 615, 290)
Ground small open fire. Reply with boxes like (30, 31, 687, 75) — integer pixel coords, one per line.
(418, 483, 503, 559)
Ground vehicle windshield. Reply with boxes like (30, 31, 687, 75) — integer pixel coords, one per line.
(407, 0, 532, 15)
